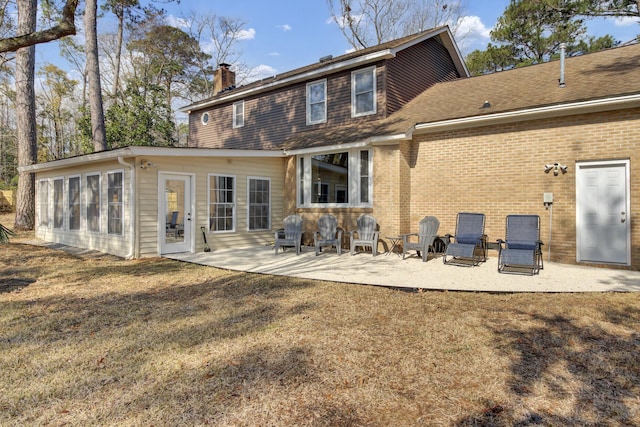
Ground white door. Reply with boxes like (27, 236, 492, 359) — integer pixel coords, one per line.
(160, 174, 193, 254)
(576, 160, 630, 265)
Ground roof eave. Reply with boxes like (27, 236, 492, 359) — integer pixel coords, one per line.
(18, 146, 286, 173)
(413, 94, 640, 134)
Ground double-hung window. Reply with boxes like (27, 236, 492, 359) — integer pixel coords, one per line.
(53, 178, 64, 229)
(86, 174, 101, 233)
(107, 171, 123, 235)
(68, 176, 81, 231)
(233, 100, 244, 128)
(297, 148, 373, 207)
(247, 177, 270, 231)
(352, 66, 376, 117)
(209, 174, 235, 232)
(306, 79, 327, 125)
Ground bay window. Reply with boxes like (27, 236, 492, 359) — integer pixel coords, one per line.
(297, 148, 372, 207)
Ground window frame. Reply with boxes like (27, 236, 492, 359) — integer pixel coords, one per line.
(107, 170, 124, 236)
(297, 148, 373, 208)
(247, 176, 271, 231)
(85, 173, 101, 234)
(208, 173, 236, 233)
(201, 112, 210, 125)
(233, 100, 244, 128)
(52, 177, 64, 230)
(67, 175, 81, 231)
(38, 179, 49, 229)
(351, 66, 377, 117)
(306, 79, 327, 125)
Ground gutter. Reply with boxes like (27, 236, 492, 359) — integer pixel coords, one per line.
(414, 94, 640, 134)
(117, 156, 136, 259)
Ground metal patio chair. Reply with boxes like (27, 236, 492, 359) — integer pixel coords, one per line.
(274, 214, 303, 255)
(314, 214, 343, 255)
(443, 212, 487, 267)
(350, 214, 380, 256)
(497, 214, 544, 275)
(402, 216, 440, 262)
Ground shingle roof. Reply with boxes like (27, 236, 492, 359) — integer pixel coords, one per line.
(283, 42, 640, 151)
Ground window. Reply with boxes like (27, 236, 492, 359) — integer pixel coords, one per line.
(86, 174, 101, 233)
(201, 112, 209, 125)
(297, 149, 373, 208)
(38, 180, 49, 228)
(352, 67, 376, 117)
(53, 178, 64, 229)
(233, 100, 244, 128)
(68, 176, 80, 230)
(209, 174, 235, 232)
(248, 177, 270, 231)
(306, 79, 327, 124)
(107, 171, 123, 235)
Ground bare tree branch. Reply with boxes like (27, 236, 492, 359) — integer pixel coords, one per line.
(0, 0, 79, 53)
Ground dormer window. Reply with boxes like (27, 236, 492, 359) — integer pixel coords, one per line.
(233, 100, 244, 128)
(351, 66, 376, 117)
(306, 79, 327, 125)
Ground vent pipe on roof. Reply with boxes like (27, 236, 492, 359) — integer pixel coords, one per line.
(559, 43, 566, 88)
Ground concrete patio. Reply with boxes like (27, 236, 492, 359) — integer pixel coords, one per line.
(165, 245, 640, 293)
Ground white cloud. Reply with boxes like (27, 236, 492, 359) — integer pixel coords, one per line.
(246, 64, 278, 83)
(326, 14, 363, 29)
(166, 14, 191, 30)
(268, 52, 281, 56)
(614, 16, 639, 27)
(277, 24, 292, 31)
(453, 15, 492, 55)
(237, 28, 257, 40)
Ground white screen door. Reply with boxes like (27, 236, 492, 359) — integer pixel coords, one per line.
(160, 173, 193, 254)
(576, 160, 629, 265)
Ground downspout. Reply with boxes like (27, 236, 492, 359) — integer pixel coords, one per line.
(118, 156, 135, 259)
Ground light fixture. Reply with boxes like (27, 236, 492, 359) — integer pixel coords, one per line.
(544, 163, 567, 176)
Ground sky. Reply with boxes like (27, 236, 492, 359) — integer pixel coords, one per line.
(152, 0, 639, 81)
(33, 0, 640, 97)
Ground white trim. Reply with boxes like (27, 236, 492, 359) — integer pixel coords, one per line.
(414, 94, 640, 134)
(18, 146, 285, 173)
(246, 176, 271, 231)
(106, 169, 125, 236)
(208, 173, 236, 233)
(85, 172, 102, 234)
(66, 174, 81, 232)
(306, 79, 327, 125)
(159, 172, 196, 255)
(37, 178, 50, 231)
(201, 112, 210, 125)
(351, 66, 377, 117)
(52, 177, 64, 230)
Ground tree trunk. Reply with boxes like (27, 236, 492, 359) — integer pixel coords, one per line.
(14, 0, 37, 231)
(84, 0, 107, 152)
(113, 6, 124, 97)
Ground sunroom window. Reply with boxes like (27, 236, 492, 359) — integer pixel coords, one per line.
(297, 149, 372, 207)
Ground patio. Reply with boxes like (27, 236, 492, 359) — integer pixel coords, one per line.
(165, 245, 640, 293)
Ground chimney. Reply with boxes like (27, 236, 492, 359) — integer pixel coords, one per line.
(559, 43, 566, 88)
(214, 63, 236, 94)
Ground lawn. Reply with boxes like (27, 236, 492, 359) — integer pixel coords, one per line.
(1, 214, 639, 426)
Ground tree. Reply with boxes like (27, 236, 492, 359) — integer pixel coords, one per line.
(0, 0, 78, 53)
(327, 0, 467, 49)
(14, 0, 37, 231)
(84, 0, 107, 152)
(465, 0, 619, 75)
(545, 0, 640, 18)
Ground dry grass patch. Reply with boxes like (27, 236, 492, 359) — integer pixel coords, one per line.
(1, 215, 639, 425)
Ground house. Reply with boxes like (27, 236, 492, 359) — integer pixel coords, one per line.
(20, 26, 640, 270)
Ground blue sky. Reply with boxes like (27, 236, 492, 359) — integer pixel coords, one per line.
(156, 0, 638, 81)
(34, 0, 639, 88)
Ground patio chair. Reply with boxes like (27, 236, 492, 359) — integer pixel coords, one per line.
(274, 214, 303, 255)
(497, 214, 544, 275)
(166, 211, 180, 237)
(402, 216, 440, 262)
(314, 214, 343, 255)
(443, 212, 487, 267)
(350, 214, 379, 256)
